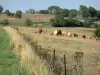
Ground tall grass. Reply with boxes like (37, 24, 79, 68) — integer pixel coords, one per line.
(0, 28, 28, 75)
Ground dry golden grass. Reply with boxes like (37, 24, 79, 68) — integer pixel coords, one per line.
(0, 14, 54, 22)
(4, 26, 53, 75)
(17, 26, 100, 75)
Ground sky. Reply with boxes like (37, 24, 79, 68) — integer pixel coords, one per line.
(0, 0, 100, 13)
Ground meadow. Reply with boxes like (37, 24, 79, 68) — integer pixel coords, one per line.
(0, 27, 28, 75)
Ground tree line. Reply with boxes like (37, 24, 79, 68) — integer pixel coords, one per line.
(0, 5, 100, 19)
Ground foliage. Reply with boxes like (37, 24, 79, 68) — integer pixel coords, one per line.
(25, 19, 33, 26)
(92, 23, 100, 28)
(48, 6, 61, 14)
(0, 29, 28, 75)
(4, 10, 14, 17)
(0, 19, 9, 26)
(61, 9, 69, 17)
(39, 10, 49, 14)
(4, 10, 11, 16)
(83, 20, 93, 27)
(80, 5, 90, 18)
(51, 14, 83, 27)
(25, 9, 35, 14)
(88, 7, 97, 17)
(95, 28, 100, 37)
(15, 10, 22, 18)
(0, 5, 3, 13)
(97, 11, 100, 20)
(69, 9, 77, 18)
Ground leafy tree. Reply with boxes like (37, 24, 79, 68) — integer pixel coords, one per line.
(25, 18, 33, 26)
(29, 9, 35, 14)
(61, 9, 69, 17)
(25, 10, 29, 14)
(15, 10, 22, 18)
(69, 9, 77, 18)
(48, 6, 61, 14)
(39, 10, 49, 14)
(4, 10, 11, 16)
(0, 5, 3, 13)
(97, 10, 100, 20)
(80, 5, 90, 18)
(88, 7, 97, 17)
(51, 15, 66, 27)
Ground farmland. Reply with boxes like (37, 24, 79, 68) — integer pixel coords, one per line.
(13, 26, 100, 75)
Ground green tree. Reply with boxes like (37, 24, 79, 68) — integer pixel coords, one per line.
(15, 10, 22, 18)
(48, 6, 61, 14)
(97, 10, 100, 20)
(69, 9, 77, 18)
(51, 15, 66, 27)
(80, 5, 90, 18)
(39, 10, 49, 14)
(0, 5, 3, 13)
(4, 10, 11, 16)
(25, 18, 33, 26)
(25, 10, 29, 14)
(61, 9, 69, 17)
(88, 7, 97, 17)
(29, 9, 35, 14)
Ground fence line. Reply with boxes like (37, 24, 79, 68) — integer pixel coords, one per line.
(12, 26, 100, 75)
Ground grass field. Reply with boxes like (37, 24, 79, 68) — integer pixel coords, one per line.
(0, 28, 28, 75)
(17, 26, 100, 75)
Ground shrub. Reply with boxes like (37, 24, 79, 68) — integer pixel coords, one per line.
(95, 28, 100, 37)
(0, 19, 9, 26)
(25, 19, 33, 27)
(51, 15, 83, 27)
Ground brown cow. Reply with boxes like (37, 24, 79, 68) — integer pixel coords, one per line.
(73, 33, 78, 38)
(52, 29, 62, 36)
(37, 28, 43, 33)
(82, 35, 86, 39)
(62, 31, 68, 36)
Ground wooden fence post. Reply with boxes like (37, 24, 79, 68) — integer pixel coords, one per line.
(53, 49, 55, 68)
(64, 55, 66, 75)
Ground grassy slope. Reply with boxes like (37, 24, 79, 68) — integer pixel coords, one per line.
(0, 28, 28, 75)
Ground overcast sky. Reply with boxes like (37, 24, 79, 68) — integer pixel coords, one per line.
(0, 0, 100, 12)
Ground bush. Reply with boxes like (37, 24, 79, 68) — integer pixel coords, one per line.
(25, 19, 33, 26)
(95, 28, 100, 37)
(92, 23, 100, 28)
(15, 10, 22, 18)
(0, 19, 9, 26)
(82, 20, 93, 27)
(51, 15, 83, 27)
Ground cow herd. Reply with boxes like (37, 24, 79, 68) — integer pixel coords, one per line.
(37, 28, 100, 40)
(10, 26, 100, 41)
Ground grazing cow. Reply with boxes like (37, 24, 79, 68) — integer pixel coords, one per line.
(53, 29, 62, 36)
(37, 28, 43, 33)
(96, 36, 100, 40)
(82, 35, 86, 39)
(73, 33, 78, 38)
(68, 32, 72, 37)
(57, 29, 62, 35)
(89, 36, 92, 39)
(61, 31, 68, 36)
